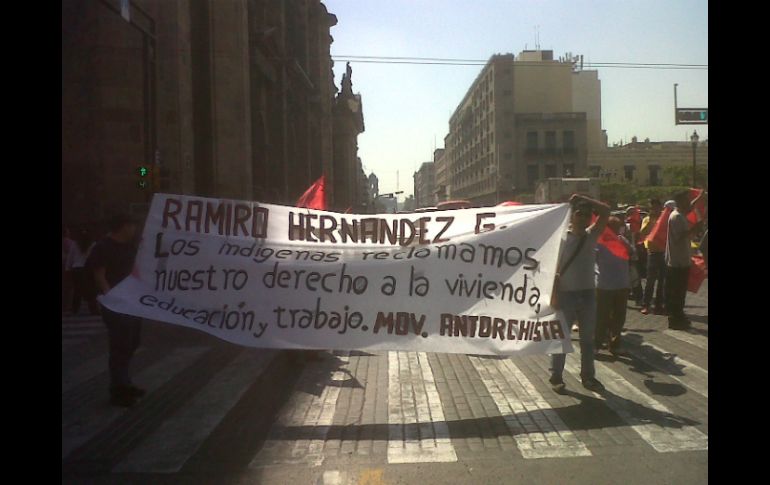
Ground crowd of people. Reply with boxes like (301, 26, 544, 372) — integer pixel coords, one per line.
(551, 189, 707, 394)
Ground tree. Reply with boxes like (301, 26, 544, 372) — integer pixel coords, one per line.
(663, 165, 708, 188)
(402, 195, 416, 212)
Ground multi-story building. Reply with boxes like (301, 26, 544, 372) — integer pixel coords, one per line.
(444, 49, 600, 205)
(432, 148, 448, 203)
(589, 137, 708, 186)
(62, 0, 363, 229)
(413, 162, 435, 208)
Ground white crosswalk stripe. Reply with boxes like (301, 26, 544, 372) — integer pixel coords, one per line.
(61, 346, 209, 460)
(564, 352, 708, 453)
(623, 341, 708, 398)
(387, 351, 457, 463)
(249, 351, 351, 468)
(63, 341, 709, 472)
(62, 322, 106, 339)
(469, 356, 591, 459)
(662, 330, 708, 350)
(116, 349, 276, 473)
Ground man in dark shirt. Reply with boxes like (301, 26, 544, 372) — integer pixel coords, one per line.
(88, 214, 144, 407)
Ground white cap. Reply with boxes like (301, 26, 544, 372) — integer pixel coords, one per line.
(664, 200, 676, 209)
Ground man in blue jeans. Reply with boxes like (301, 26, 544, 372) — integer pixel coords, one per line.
(550, 194, 610, 394)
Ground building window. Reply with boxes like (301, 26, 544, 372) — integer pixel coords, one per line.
(649, 165, 661, 186)
(563, 164, 575, 177)
(504, 152, 512, 160)
(503, 89, 512, 96)
(545, 131, 557, 154)
(545, 164, 557, 178)
(526, 132, 538, 153)
(563, 130, 575, 153)
(624, 165, 635, 181)
(527, 165, 539, 188)
(589, 165, 601, 177)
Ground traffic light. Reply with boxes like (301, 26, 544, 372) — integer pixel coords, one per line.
(676, 108, 708, 125)
(137, 165, 151, 189)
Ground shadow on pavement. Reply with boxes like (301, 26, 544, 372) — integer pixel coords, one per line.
(266, 385, 700, 443)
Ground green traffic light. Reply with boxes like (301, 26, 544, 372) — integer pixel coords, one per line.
(139, 166, 148, 177)
(700, 111, 706, 120)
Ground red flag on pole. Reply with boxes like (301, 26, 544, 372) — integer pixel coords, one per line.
(296, 175, 327, 210)
(645, 206, 672, 252)
(592, 214, 630, 260)
(686, 188, 705, 225)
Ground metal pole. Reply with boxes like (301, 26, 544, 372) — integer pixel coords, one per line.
(692, 142, 697, 187)
(674, 83, 678, 125)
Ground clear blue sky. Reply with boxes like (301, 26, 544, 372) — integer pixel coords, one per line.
(324, 0, 708, 198)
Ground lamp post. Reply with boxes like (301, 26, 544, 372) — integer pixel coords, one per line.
(690, 130, 699, 187)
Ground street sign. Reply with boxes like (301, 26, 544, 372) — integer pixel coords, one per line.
(676, 108, 708, 125)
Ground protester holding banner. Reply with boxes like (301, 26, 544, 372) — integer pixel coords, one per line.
(595, 216, 632, 356)
(88, 214, 145, 407)
(640, 199, 666, 315)
(665, 190, 706, 330)
(549, 194, 609, 394)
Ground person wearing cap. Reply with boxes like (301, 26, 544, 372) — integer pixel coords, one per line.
(87, 213, 145, 407)
(549, 194, 610, 394)
(665, 190, 706, 330)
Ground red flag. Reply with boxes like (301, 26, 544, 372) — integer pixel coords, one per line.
(598, 227, 629, 260)
(687, 254, 707, 293)
(645, 206, 672, 252)
(591, 214, 629, 260)
(296, 175, 327, 210)
(686, 188, 705, 225)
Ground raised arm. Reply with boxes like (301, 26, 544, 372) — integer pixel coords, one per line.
(570, 194, 610, 235)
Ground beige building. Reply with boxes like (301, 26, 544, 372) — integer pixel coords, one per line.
(589, 137, 708, 186)
(444, 49, 600, 205)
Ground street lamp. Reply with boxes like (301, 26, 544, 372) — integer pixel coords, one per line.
(690, 130, 699, 187)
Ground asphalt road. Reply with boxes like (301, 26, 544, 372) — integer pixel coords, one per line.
(62, 282, 708, 484)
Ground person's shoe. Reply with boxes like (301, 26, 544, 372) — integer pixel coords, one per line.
(668, 319, 691, 330)
(582, 377, 605, 393)
(571, 324, 579, 332)
(549, 375, 566, 393)
(125, 385, 146, 398)
(640, 306, 649, 315)
(109, 389, 138, 407)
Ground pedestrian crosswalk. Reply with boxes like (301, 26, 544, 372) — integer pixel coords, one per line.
(62, 318, 106, 350)
(62, 327, 708, 476)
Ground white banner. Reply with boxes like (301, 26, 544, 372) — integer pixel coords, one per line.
(101, 194, 573, 356)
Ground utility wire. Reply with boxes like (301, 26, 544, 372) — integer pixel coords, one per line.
(332, 55, 707, 70)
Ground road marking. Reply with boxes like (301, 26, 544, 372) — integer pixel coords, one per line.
(321, 470, 342, 485)
(62, 346, 208, 460)
(387, 351, 457, 463)
(114, 350, 275, 473)
(564, 353, 708, 453)
(62, 352, 122, 394)
(624, 341, 708, 398)
(62, 338, 88, 350)
(250, 351, 351, 468)
(663, 330, 708, 350)
(469, 356, 591, 458)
